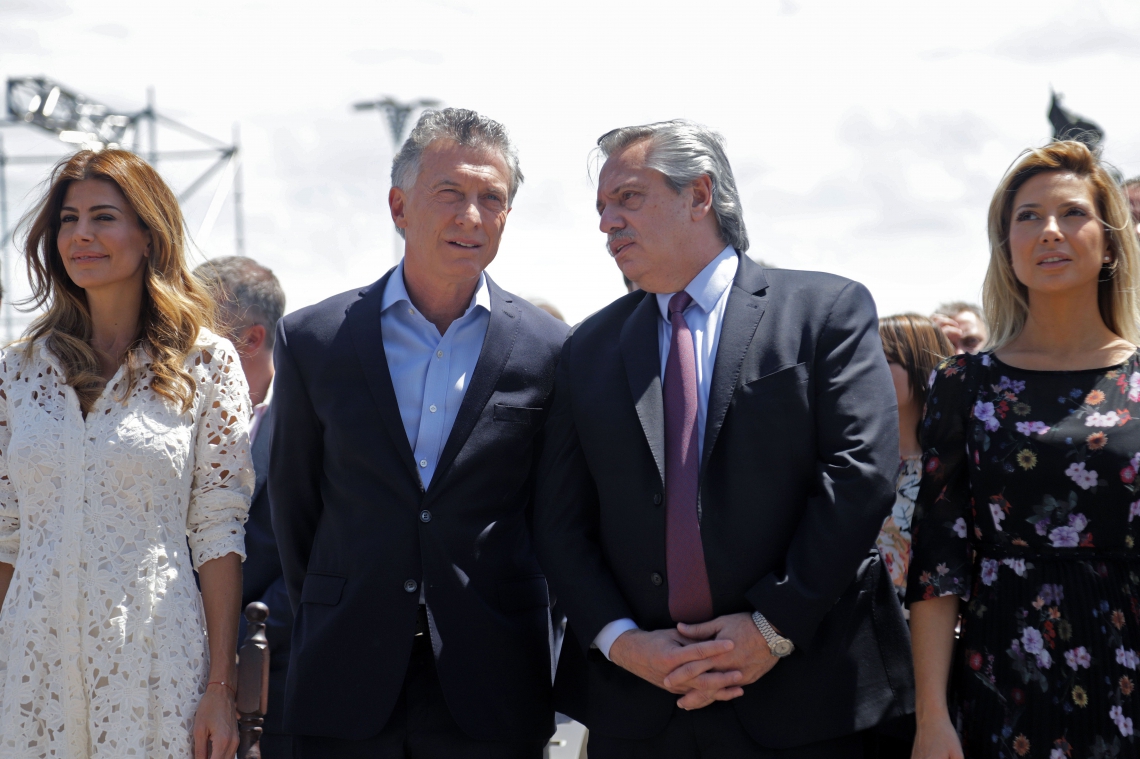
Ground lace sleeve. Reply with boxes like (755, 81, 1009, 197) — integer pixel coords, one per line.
(0, 358, 18, 566)
(186, 341, 254, 569)
(905, 353, 980, 604)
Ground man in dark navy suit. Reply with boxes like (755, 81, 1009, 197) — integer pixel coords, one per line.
(535, 121, 914, 758)
(195, 255, 291, 758)
(270, 108, 568, 758)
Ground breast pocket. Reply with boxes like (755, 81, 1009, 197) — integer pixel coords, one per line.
(739, 361, 809, 388)
(493, 404, 542, 425)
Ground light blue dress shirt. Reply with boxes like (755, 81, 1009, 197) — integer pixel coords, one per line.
(380, 261, 491, 490)
(594, 245, 740, 660)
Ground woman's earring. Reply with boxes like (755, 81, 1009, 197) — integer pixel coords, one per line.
(1105, 256, 1112, 263)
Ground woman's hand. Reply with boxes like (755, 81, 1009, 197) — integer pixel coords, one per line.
(192, 682, 238, 759)
(912, 713, 964, 759)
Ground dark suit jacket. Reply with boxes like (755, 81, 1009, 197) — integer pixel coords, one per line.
(239, 404, 292, 737)
(269, 269, 569, 741)
(534, 255, 914, 748)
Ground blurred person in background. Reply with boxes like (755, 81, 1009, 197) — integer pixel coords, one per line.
(931, 301, 987, 354)
(909, 141, 1140, 759)
(1124, 176, 1140, 237)
(535, 120, 913, 758)
(528, 297, 565, 322)
(876, 314, 953, 603)
(194, 255, 290, 758)
(0, 150, 252, 759)
(270, 108, 567, 758)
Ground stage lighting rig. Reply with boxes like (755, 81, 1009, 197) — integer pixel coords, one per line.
(7, 77, 133, 149)
(353, 96, 441, 150)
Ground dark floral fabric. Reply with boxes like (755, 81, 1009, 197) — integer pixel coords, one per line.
(907, 351, 1140, 758)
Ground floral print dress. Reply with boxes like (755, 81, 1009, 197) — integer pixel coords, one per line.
(878, 456, 922, 602)
(908, 351, 1140, 759)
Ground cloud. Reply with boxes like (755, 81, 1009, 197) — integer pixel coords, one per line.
(992, 19, 1140, 62)
(347, 48, 438, 65)
(90, 23, 129, 38)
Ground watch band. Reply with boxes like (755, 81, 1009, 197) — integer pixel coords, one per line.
(751, 610, 795, 657)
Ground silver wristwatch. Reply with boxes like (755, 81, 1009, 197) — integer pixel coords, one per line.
(752, 611, 794, 657)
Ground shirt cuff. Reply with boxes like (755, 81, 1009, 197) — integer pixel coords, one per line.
(593, 618, 639, 661)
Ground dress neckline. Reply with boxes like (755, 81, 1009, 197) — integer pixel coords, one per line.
(987, 349, 1140, 375)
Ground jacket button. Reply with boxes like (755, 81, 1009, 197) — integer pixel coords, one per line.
(652, 493, 662, 505)
(420, 510, 432, 523)
(404, 579, 418, 593)
(650, 572, 663, 586)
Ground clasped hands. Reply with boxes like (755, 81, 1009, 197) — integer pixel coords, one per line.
(608, 612, 779, 711)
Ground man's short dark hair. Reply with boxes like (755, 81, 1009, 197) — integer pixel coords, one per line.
(935, 301, 986, 328)
(194, 256, 286, 350)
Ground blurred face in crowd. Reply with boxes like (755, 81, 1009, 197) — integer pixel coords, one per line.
(952, 310, 987, 353)
(1007, 171, 1108, 300)
(597, 139, 712, 294)
(390, 139, 512, 286)
(57, 178, 151, 295)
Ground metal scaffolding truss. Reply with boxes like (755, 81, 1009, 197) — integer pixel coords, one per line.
(0, 76, 245, 341)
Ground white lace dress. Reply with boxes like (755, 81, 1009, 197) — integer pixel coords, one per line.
(0, 330, 254, 759)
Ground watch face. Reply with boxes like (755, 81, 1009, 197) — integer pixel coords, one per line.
(772, 639, 794, 657)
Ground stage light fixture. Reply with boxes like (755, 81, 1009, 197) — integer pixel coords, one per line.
(6, 77, 133, 149)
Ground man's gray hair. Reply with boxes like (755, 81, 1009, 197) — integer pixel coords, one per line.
(595, 119, 749, 253)
(390, 108, 523, 238)
(194, 256, 286, 350)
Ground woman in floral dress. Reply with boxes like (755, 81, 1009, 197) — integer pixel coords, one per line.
(0, 150, 252, 758)
(909, 140, 1140, 759)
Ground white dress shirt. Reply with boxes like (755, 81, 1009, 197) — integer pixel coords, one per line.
(594, 246, 739, 660)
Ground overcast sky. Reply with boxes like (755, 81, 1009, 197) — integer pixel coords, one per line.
(2, 0, 1139, 336)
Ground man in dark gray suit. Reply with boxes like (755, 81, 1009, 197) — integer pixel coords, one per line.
(535, 121, 914, 758)
(194, 255, 290, 758)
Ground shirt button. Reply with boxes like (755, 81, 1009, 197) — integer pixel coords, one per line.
(436, 350, 443, 358)
(420, 510, 432, 523)
(653, 493, 662, 505)
(408, 308, 414, 315)
(404, 579, 418, 593)
(429, 404, 437, 413)
(650, 572, 664, 587)
(419, 459, 428, 468)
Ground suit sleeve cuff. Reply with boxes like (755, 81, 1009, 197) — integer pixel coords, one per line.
(593, 618, 639, 661)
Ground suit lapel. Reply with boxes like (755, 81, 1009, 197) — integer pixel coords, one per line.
(429, 275, 520, 492)
(621, 292, 665, 486)
(347, 268, 422, 483)
(701, 255, 768, 476)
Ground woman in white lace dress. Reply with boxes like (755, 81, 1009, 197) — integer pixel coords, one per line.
(0, 149, 253, 759)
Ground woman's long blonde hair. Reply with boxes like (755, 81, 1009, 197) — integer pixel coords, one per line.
(982, 140, 1140, 351)
(18, 149, 216, 413)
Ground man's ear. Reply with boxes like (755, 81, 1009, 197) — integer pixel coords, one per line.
(240, 323, 268, 355)
(689, 175, 714, 221)
(389, 186, 409, 231)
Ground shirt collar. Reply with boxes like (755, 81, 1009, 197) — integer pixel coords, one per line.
(381, 260, 490, 322)
(656, 245, 739, 321)
(254, 380, 274, 415)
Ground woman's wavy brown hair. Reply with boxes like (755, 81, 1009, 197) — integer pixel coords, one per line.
(983, 140, 1140, 351)
(17, 149, 216, 414)
(879, 313, 954, 440)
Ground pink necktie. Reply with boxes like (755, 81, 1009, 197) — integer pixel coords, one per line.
(663, 292, 714, 624)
